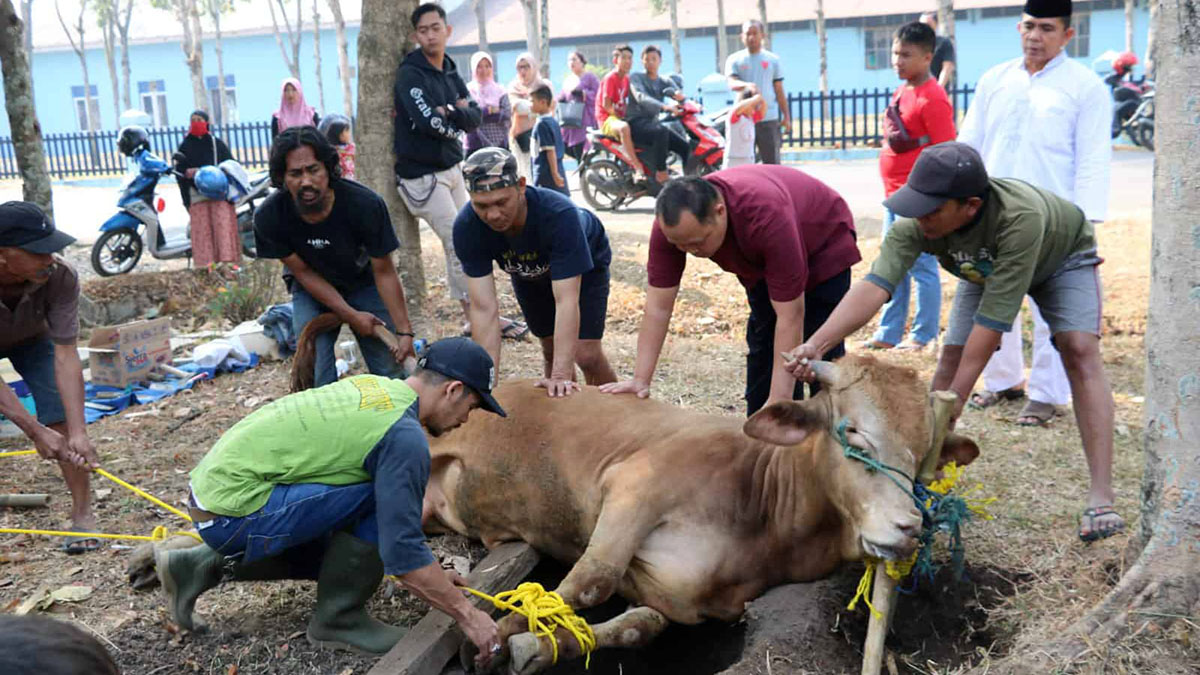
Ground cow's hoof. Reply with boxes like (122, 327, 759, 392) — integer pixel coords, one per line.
(507, 632, 553, 675)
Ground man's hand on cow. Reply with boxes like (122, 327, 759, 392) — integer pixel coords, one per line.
(348, 311, 385, 338)
(598, 378, 651, 398)
(782, 344, 821, 381)
(460, 607, 502, 669)
(537, 377, 581, 398)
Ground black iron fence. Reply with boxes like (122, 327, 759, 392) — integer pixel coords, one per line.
(0, 120, 275, 180)
(781, 84, 975, 149)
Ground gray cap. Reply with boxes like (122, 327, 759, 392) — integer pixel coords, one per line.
(882, 142, 990, 218)
(462, 147, 521, 193)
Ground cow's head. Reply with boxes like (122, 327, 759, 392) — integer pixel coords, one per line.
(742, 354, 978, 561)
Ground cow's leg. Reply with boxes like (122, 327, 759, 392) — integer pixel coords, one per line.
(508, 606, 669, 675)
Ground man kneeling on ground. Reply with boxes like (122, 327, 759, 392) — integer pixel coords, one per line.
(156, 338, 505, 665)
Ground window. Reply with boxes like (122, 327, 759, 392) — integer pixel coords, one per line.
(864, 25, 898, 70)
(206, 75, 238, 126)
(1066, 12, 1090, 58)
(575, 43, 619, 73)
(71, 85, 100, 131)
(138, 80, 168, 127)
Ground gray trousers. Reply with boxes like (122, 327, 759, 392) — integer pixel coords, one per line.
(754, 120, 782, 165)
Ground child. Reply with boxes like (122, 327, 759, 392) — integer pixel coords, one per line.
(318, 114, 356, 180)
(596, 44, 645, 181)
(530, 84, 570, 196)
(723, 88, 766, 169)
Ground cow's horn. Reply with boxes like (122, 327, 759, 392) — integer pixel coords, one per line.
(807, 360, 840, 386)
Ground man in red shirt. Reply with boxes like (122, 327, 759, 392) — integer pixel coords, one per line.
(600, 167, 860, 414)
(871, 21, 957, 352)
(595, 45, 644, 182)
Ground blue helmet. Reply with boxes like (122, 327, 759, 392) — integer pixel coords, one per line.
(194, 165, 229, 200)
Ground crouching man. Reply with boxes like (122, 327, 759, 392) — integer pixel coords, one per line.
(156, 338, 506, 665)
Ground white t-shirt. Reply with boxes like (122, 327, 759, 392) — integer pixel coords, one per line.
(723, 112, 757, 168)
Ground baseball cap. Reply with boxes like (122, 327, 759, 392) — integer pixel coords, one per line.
(462, 147, 521, 193)
(882, 143, 990, 219)
(0, 202, 75, 254)
(417, 337, 506, 417)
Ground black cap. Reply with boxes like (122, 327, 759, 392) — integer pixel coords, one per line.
(462, 147, 521, 193)
(882, 143, 990, 218)
(0, 202, 74, 254)
(1023, 0, 1072, 19)
(417, 337, 506, 417)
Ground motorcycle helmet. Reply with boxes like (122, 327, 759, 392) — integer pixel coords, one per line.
(318, 113, 352, 146)
(194, 165, 230, 200)
(117, 125, 150, 157)
(1112, 51, 1139, 76)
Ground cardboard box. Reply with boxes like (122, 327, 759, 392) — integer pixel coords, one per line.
(87, 318, 173, 387)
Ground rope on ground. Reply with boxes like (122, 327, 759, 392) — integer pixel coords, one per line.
(461, 582, 596, 667)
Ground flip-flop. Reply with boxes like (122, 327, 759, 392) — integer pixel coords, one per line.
(501, 321, 530, 341)
(967, 387, 1025, 410)
(1079, 505, 1125, 542)
(61, 532, 104, 555)
(1017, 400, 1059, 427)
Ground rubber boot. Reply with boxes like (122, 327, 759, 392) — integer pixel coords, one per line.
(306, 531, 407, 654)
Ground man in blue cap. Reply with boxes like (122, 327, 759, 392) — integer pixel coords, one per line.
(784, 142, 1122, 542)
(156, 337, 506, 665)
(0, 201, 101, 553)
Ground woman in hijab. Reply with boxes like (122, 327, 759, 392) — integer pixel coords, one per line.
(557, 50, 601, 162)
(271, 78, 319, 138)
(175, 110, 239, 267)
(507, 52, 544, 180)
(465, 51, 511, 157)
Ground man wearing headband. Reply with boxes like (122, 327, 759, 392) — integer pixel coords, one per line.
(784, 142, 1122, 542)
(454, 148, 616, 397)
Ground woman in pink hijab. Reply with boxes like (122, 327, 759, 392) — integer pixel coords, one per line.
(271, 78, 320, 138)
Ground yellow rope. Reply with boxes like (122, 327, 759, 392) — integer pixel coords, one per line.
(846, 562, 882, 620)
(460, 582, 596, 667)
(0, 450, 37, 458)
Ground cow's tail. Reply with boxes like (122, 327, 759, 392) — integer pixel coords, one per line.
(290, 312, 345, 392)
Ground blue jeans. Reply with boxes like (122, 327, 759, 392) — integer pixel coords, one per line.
(291, 283, 400, 388)
(1, 337, 65, 425)
(198, 482, 377, 564)
(873, 210, 941, 345)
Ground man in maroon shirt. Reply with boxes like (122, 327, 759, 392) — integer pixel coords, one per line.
(600, 166, 860, 414)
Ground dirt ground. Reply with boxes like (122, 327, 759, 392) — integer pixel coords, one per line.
(1, 184, 1193, 674)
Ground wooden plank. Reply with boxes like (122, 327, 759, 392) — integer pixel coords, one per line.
(367, 542, 541, 675)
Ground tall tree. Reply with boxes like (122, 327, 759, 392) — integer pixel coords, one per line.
(153, 0, 207, 112)
(0, 0, 54, 219)
(472, 0, 487, 53)
(937, 0, 955, 44)
(757, 0, 768, 47)
(97, 0, 121, 124)
(326, 0, 353, 118)
(519, 0, 537, 65)
(668, 0, 681, 75)
(538, 0, 548, 78)
(715, 0, 727, 70)
(19, 0, 32, 72)
(205, 0, 232, 125)
(357, 0, 426, 310)
(1125, 0, 1135, 52)
(1145, 0, 1160, 78)
(55, 0, 98, 130)
(115, 0, 132, 111)
(268, 0, 303, 81)
(311, 0, 324, 114)
(816, 0, 827, 97)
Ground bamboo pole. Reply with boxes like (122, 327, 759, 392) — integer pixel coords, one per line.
(0, 494, 50, 507)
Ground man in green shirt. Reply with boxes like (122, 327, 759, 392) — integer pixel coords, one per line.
(155, 337, 509, 665)
(785, 142, 1122, 542)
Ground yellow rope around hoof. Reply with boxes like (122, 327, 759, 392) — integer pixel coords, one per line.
(0, 448, 201, 544)
(463, 582, 597, 667)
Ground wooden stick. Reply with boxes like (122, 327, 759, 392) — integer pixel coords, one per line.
(918, 391, 960, 484)
(0, 494, 50, 507)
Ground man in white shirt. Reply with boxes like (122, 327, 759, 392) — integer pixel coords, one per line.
(957, 0, 1120, 541)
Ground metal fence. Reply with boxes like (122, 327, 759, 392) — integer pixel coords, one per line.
(781, 84, 975, 148)
(0, 120, 275, 180)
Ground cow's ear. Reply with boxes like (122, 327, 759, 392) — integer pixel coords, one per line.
(938, 433, 980, 468)
(744, 400, 825, 446)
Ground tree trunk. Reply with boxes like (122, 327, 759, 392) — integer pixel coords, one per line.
(1125, 0, 1135, 52)
(537, 0, 549, 79)
(966, 4, 1200, 670)
(357, 0, 426, 314)
(118, 0, 132, 111)
(668, 0, 681, 75)
(55, 0, 98, 130)
(0, 0, 54, 219)
(19, 0, 31, 85)
(327, 0, 353, 118)
(472, 0, 487, 53)
(1145, 0, 1161, 78)
(101, 8, 120, 126)
(311, 0, 324, 115)
(757, 0, 768, 47)
(268, 0, 302, 81)
(210, 2, 230, 125)
(519, 0, 537, 63)
(171, 0, 207, 112)
(938, 0, 955, 45)
(816, 0, 827, 96)
(715, 0, 727, 70)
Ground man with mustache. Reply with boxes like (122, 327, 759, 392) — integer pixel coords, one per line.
(254, 126, 416, 387)
(0, 202, 102, 553)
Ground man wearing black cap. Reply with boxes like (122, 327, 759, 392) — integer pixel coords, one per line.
(785, 142, 1122, 542)
(156, 337, 505, 663)
(455, 148, 616, 397)
(0, 201, 102, 553)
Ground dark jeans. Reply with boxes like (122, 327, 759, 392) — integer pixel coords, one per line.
(754, 120, 782, 165)
(291, 283, 401, 388)
(628, 116, 669, 172)
(0, 337, 64, 425)
(744, 269, 851, 416)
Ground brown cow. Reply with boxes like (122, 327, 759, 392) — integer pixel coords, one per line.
(422, 354, 979, 674)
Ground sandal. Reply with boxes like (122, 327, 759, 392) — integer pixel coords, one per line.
(500, 320, 530, 341)
(1016, 400, 1059, 427)
(61, 532, 104, 555)
(967, 387, 1025, 409)
(861, 340, 895, 351)
(1079, 505, 1125, 542)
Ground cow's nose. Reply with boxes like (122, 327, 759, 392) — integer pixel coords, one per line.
(895, 509, 922, 537)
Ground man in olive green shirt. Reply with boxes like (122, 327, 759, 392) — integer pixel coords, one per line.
(785, 142, 1122, 542)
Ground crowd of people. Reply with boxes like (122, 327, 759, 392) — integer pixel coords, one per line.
(0, 0, 1127, 670)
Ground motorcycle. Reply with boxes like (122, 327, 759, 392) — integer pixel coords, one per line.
(91, 147, 270, 276)
(1103, 50, 1154, 141)
(662, 99, 726, 177)
(1119, 89, 1154, 151)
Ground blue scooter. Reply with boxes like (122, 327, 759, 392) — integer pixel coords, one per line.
(91, 129, 270, 276)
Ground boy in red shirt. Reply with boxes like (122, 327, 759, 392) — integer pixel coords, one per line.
(595, 44, 645, 181)
(870, 21, 956, 351)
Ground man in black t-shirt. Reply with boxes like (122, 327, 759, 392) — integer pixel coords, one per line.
(254, 126, 416, 387)
(921, 12, 957, 90)
(453, 148, 616, 397)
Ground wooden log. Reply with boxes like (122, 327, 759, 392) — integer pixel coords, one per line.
(367, 542, 540, 675)
(918, 391, 961, 484)
(0, 494, 50, 507)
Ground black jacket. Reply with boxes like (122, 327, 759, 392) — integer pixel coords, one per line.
(175, 132, 233, 209)
(393, 49, 481, 179)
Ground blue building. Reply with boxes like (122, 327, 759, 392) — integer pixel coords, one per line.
(3, 0, 1151, 137)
